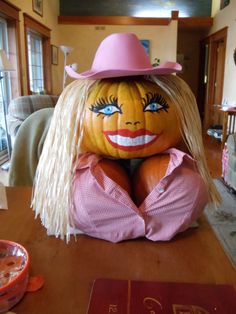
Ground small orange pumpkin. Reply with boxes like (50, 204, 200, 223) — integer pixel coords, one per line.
(81, 77, 182, 159)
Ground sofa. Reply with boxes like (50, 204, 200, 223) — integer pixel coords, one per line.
(7, 94, 58, 145)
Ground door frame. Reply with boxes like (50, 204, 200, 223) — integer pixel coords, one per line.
(201, 27, 227, 130)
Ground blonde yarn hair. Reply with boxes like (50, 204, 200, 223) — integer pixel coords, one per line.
(32, 75, 220, 241)
(32, 79, 98, 241)
(150, 75, 220, 207)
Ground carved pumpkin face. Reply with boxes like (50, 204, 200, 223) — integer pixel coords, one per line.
(81, 77, 182, 159)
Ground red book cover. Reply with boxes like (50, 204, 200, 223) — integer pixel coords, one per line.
(87, 278, 236, 314)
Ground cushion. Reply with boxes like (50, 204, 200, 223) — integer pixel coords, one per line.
(227, 134, 236, 154)
(9, 108, 54, 186)
(8, 95, 58, 121)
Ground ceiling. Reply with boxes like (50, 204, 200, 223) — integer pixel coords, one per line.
(59, 0, 212, 18)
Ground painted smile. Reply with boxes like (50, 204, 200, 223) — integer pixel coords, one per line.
(103, 129, 162, 151)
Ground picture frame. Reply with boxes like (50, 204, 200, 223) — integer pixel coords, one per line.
(140, 39, 150, 56)
(220, 0, 230, 10)
(32, 0, 43, 16)
(51, 45, 58, 65)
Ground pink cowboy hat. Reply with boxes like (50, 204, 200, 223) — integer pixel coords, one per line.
(65, 32, 182, 79)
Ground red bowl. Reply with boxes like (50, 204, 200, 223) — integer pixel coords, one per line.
(0, 240, 29, 313)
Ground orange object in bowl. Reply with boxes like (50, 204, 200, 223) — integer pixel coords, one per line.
(0, 240, 29, 313)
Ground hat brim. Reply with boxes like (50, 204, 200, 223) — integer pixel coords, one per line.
(65, 62, 182, 80)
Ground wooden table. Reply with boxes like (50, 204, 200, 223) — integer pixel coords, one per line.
(1, 187, 236, 313)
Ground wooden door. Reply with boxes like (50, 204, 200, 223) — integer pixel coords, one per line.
(202, 28, 227, 130)
(197, 38, 209, 122)
(211, 39, 226, 126)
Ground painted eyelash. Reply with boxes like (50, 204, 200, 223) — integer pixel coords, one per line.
(142, 92, 169, 112)
(89, 96, 120, 113)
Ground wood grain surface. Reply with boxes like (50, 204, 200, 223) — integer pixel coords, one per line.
(0, 187, 235, 313)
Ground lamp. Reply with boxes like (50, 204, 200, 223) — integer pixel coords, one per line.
(60, 45, 74, 89)
(63, 62, 78, 89)
(0, 49, 14, 159)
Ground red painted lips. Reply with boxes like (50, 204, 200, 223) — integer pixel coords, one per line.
(103, 129, 162, 151)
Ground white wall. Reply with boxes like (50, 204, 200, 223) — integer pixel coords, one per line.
(211, 0, 221, 16)
(210, 0, 236, 107)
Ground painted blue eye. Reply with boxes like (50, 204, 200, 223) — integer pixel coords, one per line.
(89, 96, 122, 116)
(142, 92, 169, 113)
(144, 102, 163, 112)
(99, 104, 121, 116)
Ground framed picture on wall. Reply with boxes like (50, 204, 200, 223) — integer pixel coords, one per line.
(140, 40, 150, 56)
(32, 0, 43, 16)
(220, 0, 230, 9)
(51, 45, 58, 65)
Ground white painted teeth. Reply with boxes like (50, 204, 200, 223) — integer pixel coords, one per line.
(108, 134, 156, 146)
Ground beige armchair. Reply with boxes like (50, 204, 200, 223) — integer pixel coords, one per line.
(9, 108, 54, 186)
(7, 94, 58, 146)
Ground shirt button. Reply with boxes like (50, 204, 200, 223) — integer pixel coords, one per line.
(158, 187, 165, 193)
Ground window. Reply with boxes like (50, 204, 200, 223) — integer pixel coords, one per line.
(0, 18, 12, 105)
(0, 1, 21, 163)
(24, 14, 52, 94)
(0, 17, 11, 162)
(27, 30, 44, 93)
(0, 1, 22, 97)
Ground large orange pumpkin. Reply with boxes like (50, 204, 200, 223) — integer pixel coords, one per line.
(98, 158, 131, 195)
(132, 154, 170, 206)
(81, 77, 182, 159)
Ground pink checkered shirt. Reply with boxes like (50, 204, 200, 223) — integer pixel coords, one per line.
(71, 148, 207, 243)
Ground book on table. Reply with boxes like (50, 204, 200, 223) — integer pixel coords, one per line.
(87, 278, 236, 313)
